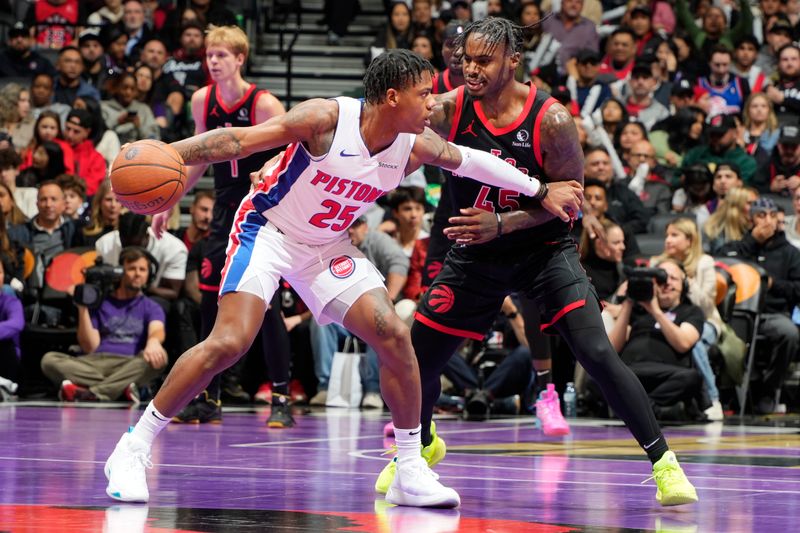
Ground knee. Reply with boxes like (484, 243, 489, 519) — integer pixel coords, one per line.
(374, 319, 415, 365)
(201, 335, 248, 372)
(40, 351, 62, 376)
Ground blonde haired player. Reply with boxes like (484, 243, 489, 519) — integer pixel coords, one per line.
(104, 49, 582, 508)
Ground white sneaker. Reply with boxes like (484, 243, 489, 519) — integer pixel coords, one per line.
(361, 392, 384, 409)
(104, 431, 153, 502)
(309, 389, 327, 406)
(386, 457, 460, 508)
(704, 400, 724, 421)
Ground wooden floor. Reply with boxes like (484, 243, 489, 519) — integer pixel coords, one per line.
(1, 403, 799, 532)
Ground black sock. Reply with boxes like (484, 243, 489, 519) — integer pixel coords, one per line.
(644, 435, 670, 465)
(535, 369, 552, 396)
(272, 381, 289, 395)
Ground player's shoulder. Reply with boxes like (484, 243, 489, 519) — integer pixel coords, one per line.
(190, 85, 211, 105)
(285, 98, 339, 130)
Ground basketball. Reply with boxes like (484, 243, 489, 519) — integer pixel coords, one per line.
(110, 140, 187, 215)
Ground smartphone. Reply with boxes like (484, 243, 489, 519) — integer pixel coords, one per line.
(127, 110, 138, 117)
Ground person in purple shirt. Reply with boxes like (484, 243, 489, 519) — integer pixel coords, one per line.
(40, 247, 168, 402)
(541, 0, 600, 76)
(0, 258, 24, 386)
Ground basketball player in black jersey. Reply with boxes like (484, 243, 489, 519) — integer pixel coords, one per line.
(377, 18, 699, 506)
(150, 26, 294, 427)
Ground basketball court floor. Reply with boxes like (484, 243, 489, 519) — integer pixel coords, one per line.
(1, 403, 799, 532)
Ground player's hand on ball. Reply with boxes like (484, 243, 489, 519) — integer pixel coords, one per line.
(542, 180, 583, 223)
(444, 207, 498, 245)
(251, 151, 285, 189)
(151, 211, 170, 239)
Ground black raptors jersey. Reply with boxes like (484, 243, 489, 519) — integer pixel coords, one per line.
(445, 84, 566, 254)
(204, 83, 282, 238)
(433, 69, 457, 94)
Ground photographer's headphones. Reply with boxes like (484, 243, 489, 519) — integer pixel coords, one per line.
(119, 246, 158, 287)
(655, 258, 690, 303)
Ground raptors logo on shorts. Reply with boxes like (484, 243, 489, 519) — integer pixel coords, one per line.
(426, 260, 443, 281)
(428, 285, 455, 313)
(201, 258, 213, 280)
(329, 256, 356, 279)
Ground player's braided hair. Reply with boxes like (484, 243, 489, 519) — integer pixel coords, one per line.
(363, 49, 435, 105)
(452, 15, 550, 57)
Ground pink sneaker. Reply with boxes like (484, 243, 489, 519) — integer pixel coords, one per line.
(383, 421, 395, 437)
(535, 384, 570, 436)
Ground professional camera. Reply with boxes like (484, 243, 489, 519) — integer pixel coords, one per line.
(73, 258, 123, 309)
(623, 266, 668, 302)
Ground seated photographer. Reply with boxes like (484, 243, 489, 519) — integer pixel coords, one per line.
(609, 260, 705, 421)
(40, 247, 167, 402)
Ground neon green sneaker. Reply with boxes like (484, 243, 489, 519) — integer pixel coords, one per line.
(374, 422, 447, 494)
(650, 451, 698, 506)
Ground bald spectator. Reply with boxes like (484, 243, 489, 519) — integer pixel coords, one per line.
(53, 46, 100, 107)
(542, 0, 599, 77)
(0, 22, 56, 79)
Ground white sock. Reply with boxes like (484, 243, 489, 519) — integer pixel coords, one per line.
(394, 424, 422, 463)
(130, 401, 170, 447)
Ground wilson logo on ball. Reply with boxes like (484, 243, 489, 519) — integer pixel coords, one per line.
(428, 285, 454, 313)
(124, 147, 139, 160)
(329, 256, 355, 279)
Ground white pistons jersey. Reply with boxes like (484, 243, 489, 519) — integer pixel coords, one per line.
(245, 97, 415, 245)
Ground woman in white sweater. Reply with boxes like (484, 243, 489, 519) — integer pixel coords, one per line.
(653, 217, 724, 420)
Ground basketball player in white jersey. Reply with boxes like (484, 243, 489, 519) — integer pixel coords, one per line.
(104, 49, 582, 508)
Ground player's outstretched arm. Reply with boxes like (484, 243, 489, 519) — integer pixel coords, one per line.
(170, 98, 337, 167)
(408, 127, 582, 222)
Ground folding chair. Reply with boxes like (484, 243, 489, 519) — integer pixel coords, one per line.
(714, 258, 768, 416)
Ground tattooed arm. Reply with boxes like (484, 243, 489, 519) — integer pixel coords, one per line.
(426, 90, 460, 139)
(170, 98, 338, 166)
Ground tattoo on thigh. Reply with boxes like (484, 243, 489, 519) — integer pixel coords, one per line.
(371, 293, 392, 337)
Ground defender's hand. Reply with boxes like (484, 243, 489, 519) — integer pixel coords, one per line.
(444, 208, 499, 245)
(250, 151, 285, 189)
(541, 180, 583, 222)
(151, 211, 170, 239)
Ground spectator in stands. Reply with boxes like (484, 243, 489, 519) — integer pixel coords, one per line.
(24, 0, 86, 50)
(767, 125, 800, 197)
(517, 2, 560, 88)
(542, 0, 599, 76)
(650, 106, 706, 168)
(610, 258, 705, 420)
(411, 0, 438, 47)
(88, 0, 125, 27)
(63, 109, 106, 197)
(653, 218, 724, 420)
(8, 180, 78, 288)
(162, 22, 209, 96)
(703, 186, 753, 253)
(674, 0, 753, 60)
(753, 0, 784, 44)
(20, 111, 74, 176)
(672, 164, 715, 227)
(0, 22, 56, 79)
(142, 0, 168, 31)
(699, 45, 750, 117)
(388, 187, 428, 258)
(782, 186, 800, 248)
(308, 216, 408, 408)
(583, 146, 650, 235)
(78, 179, 120, 247)
(596, 97, 628, 140)
(711, 162, 744, 203)
(579, 217, 627, 308)
(78, 29, 111, 96)
(628, 5, 664, 57)
(433, 19, 467, 93)
(757, 18, 793, 78)
(577, 178, 640, 259)
(18, 141, 69, 188)
(600, 27, 638, 82)
(171, 189, 213, 253)
(41, 246, 167, 402)
(412, 34, 438, 69)
(732, 36, 769, 94)
(180, 0, 236, 29)
(122, 0, 153, 63)
(617, 119, 648, 165)
(0, 83, 33, 151)
(138, 38, 186, 134)
(368, 2, 413, 64)
(0, 149, 37, 219)
(617, 59, 670, 131)
(102, 71, 160, 144)
(767, 44, 800, 127)
(629, 139, 673, 215)
(100, 23, 130, 75)
(742, 93, 780, 156)
(719, 197, 800, 413)
(57, 173, 89, 226)
(72, 96, 120, 168)
(0, 258, 24, 385)
(95, 212, 187, 303)
(53, 46, 101, 107)
(28, 73, 69, 124)
(0, 182, 28, 226)
(669, 31, 705, 82)
(683, 114, 757, 184)
(569, 49, 611, 117)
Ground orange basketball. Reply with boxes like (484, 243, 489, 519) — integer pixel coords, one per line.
(110, 140, 187, 215)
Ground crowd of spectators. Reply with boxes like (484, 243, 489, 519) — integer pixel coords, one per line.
(0, 0, 799, 422)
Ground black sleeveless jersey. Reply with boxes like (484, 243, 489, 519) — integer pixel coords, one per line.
(433, 69, 458, 94)
(445, 83, 567, 255)
(204, 83, 282, 238)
